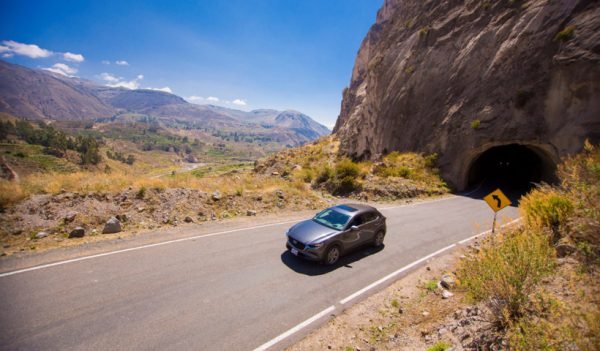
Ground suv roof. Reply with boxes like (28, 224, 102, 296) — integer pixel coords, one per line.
(333, 203, 376, 216)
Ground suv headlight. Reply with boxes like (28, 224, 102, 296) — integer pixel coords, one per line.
(306, 242, 324, 249)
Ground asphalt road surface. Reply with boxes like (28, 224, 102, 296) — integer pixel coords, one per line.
(0, 195, 519, 351)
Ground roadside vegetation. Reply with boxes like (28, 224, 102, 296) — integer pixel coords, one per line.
(459, 141, 599, 349)
(289, 142, 599, 351)
(254, 135, 448, 199)
(0, 124, 449, 254)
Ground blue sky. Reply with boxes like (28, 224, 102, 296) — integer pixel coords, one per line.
(0, 0, 382, 128)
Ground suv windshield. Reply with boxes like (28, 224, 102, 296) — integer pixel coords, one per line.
(313, 209, 351, 231)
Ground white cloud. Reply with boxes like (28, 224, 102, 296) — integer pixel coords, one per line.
(146, 86, 172, 93)
(101, 60, 110, 65)
(116, 60, 129, 66)
(108, 79, 140, 89)
(99, 72, 121, 83)
(2, 53, 14, 58)
(186, 96, 205, 104)
(44, 63, 78, 77)
(232, 99, 247, 106)
(101, 73, 143, 89)
(0, 40, 52, 58)
(63, 52, 84, 62)
(206, 96, 219, 102)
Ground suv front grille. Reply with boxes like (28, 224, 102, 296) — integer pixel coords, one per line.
(288, 236, 306, 250)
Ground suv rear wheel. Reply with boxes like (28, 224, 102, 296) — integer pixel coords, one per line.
(373, 231, 385, 247)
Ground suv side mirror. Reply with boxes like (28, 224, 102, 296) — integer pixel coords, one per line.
(350, 225, 359, 231)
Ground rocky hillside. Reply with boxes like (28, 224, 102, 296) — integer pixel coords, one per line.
(334, 0, 600, 189)
(0, 60, 330, 145)
(0, 60, 114, 121)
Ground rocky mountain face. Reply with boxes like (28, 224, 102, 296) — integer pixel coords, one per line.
(0, 60, 330, 144)
(334, 0, 600, 190)
(0, 60, 115, 121)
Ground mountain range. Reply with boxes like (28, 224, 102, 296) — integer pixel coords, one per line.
(0, 60, 330, 144)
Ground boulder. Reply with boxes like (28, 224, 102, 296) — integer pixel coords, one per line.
(442, 290, 454, 299)
(102, 217, 122, 234)
(246, 210, 257, 216)
(556, 243, 577, 257)
(68, 227, 85, 238)
(184, 216, 193, 223)
(64, 212, 77, 223)
(212, 191, 221, 201)
(440, 274, 457, 290)
(35, 231, 49, 239)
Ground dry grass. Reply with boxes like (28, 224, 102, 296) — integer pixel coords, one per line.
(459, 141, 600, 348)
(257, 136, 448, 198)
(0, 167, 316, 209)
(458, 228, 556, 325)
(520, 187, 574, 231)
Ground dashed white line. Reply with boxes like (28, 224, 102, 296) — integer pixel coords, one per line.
(252, 305, 336, 351)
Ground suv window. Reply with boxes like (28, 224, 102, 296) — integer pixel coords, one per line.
(363, 211, 378, 223)
(349, 214, 365, 228)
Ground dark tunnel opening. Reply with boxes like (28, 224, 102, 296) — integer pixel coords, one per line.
(466, 144, 557, 199)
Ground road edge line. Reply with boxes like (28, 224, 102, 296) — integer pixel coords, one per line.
(0, 219, 302, 278)
(250, 216, 523, 350)
(252, 305, 336, 351)
(339, 243, 456, 305)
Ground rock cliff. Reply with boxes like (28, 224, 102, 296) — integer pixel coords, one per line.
(334, 0, 600, 190)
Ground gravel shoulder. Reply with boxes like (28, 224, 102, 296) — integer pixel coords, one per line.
(287, 246, 476, 351)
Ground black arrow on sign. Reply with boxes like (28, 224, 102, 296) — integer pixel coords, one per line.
(492, 195, 501, 208)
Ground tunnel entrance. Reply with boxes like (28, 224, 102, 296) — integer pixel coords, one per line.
(466, 144, 557, 197)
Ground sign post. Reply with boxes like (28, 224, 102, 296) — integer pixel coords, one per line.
(483, 188, 512, 233)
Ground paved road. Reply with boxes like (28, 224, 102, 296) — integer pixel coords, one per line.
(0, 195, 519, 351)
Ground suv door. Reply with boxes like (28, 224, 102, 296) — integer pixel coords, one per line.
(358, 211, 378, 244)
(342, 214, 365, 250)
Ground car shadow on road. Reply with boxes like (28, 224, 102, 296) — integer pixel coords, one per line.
(280, 245, 385, 276)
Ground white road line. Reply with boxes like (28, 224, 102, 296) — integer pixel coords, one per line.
(378, 195, 456, 211)
(0, 195, 460, 278)
(457, 218, 521, 244)
(0, 219, 302, 278)
(339, 243, 456, 305)
(252, 305, 336, 351)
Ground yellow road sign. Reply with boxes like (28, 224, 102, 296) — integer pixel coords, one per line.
(484, 188, 512, 212)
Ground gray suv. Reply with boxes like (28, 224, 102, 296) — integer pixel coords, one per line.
(286, 204, 387, 265)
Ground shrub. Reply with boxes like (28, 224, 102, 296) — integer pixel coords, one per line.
(458, 228, 555, 326)
(136, 186, 146, 199)
(335, 158, 360, 179)
(470, 119, 481, 129)
(520, 188, 574, 230)
(327, 158, 362, 195)
(296, 168, 314, 183)
(422, 280, 438, 292)
(315, 166, 334, 184)
(427, 341, 452, 351)
(0, 180, 25, 208)
(554, 25, 575, 42)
